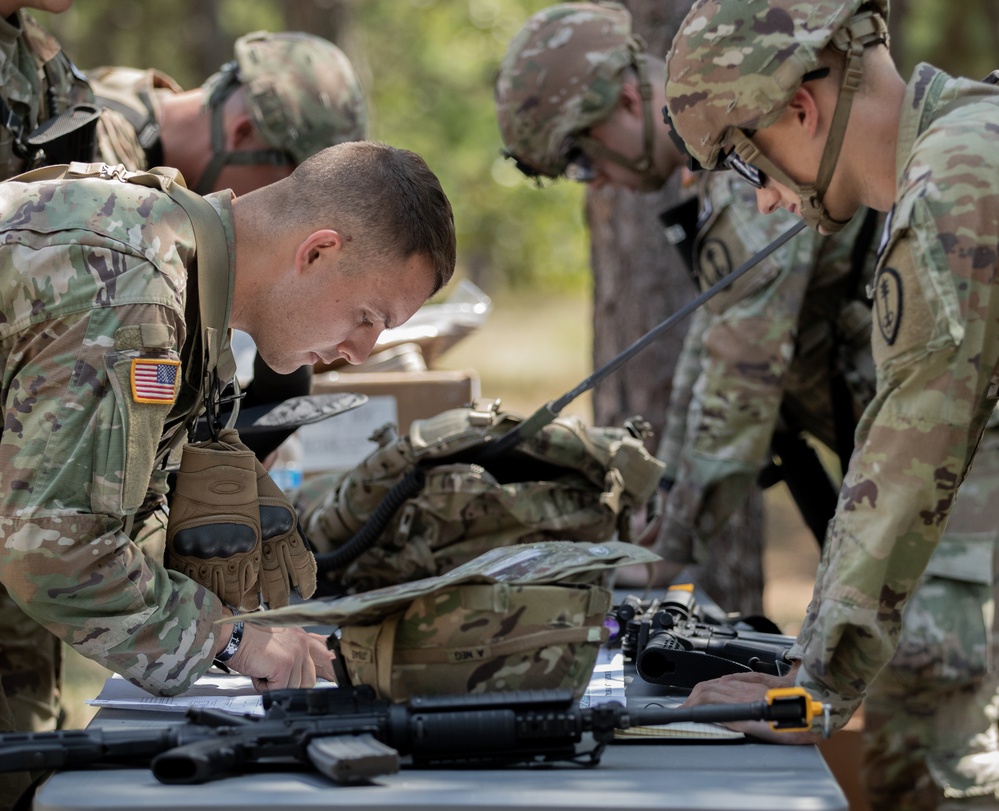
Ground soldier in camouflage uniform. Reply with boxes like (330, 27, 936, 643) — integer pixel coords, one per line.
(0, 142, 455, 808)
(0, 1, 92, 180)
(87, 29, 370, 449)
(0, 30, 372, 754)
(496, 3, 999, 807)
(663, 0, 999, 807)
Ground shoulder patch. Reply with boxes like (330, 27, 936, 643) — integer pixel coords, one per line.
(697, 237, 734, 286)
(873, 266, 903, 346)
(130, 358, 180, 404)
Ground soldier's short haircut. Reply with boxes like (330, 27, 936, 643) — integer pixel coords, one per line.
(280, 141, 456, 296)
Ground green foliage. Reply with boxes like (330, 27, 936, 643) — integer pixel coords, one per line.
(352, 0, 590, 295)
(897, 0, 998, 80)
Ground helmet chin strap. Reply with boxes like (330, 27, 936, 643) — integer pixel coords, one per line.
(726, 8, 888, 233)
(576, 51, 665, 192)
(729, 129, 853, 234)
(194, 62, 293, 195)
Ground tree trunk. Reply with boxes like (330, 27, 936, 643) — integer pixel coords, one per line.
(588, 0, 764, 615)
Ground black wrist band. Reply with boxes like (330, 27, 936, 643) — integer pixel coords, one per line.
(214, 619, 244, 664)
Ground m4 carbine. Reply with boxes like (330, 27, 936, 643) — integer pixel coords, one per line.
(0, 684, 826, 785)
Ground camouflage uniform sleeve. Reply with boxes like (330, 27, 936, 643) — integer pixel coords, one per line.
(656, 306, 710, 482)
(793, 76, 999, 728)
(0, 184, 226, 696)
(655, 208, 818, 565)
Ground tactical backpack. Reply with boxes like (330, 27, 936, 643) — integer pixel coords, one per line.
(235, 541, 662, 701)
(295, 399, 666, 594)
(337, 581, 610, 700)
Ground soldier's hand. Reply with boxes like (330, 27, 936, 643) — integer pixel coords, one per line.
(166, 430, 262, 610)
(681, 668, 821, 745)
(253, 458, 318, 609)
(227, 623, 335, 691)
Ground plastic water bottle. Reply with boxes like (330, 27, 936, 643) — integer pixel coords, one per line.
(269, 433, 304, 495)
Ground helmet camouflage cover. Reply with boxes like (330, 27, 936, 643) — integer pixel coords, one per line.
(495, 2, 639, 177)
(205, 30, 368, 164)
(664, 0, 889, 171)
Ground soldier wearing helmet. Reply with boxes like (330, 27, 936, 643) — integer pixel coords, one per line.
(500, 3, 999, 807)
(86, 32, 369, 457)
(88, 30, 368, 196)
(665, 0, 999, 803)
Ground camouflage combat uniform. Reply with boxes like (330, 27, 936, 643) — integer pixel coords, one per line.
(497, 2, 999, 804)
(659, 171, 999, 808)
(656, 171, 876, 563)
(0, 172, 235, 737)
(0, 16, 95, 804)
(0, 10, 92, 179)
(664, 2, 999, 807)
(806, 66, 999, 809)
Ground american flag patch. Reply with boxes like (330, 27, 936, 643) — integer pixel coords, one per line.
(130, 358, 180, 404)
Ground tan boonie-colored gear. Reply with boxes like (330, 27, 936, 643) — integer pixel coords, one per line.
(234, 541, 662, 700)
(296, 400, 666, 593)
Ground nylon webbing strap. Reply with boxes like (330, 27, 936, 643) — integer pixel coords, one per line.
(159, 179, 231, 366)
(159, 175, 240, 431)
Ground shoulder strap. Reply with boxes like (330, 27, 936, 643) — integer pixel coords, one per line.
(147, 166, 239, 435)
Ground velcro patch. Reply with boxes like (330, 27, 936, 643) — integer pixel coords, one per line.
(130, 358, 180, 404)
(873, 266, 903, 345)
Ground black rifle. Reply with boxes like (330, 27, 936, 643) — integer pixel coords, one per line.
(610, 586, 797, 690)
(0, 684, 826, 785)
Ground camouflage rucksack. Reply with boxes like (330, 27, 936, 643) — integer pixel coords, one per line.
(295, 399, 666, 594)
(234, 540, 662, 700)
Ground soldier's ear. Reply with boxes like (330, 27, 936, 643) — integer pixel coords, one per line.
(785, 85, 822, 140)
(619, 80, 643, 116)
(227, 114, 259, 150)
(295, 230, 342, 272)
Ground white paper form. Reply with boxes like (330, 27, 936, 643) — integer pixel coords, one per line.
(87, 671, 334, 717)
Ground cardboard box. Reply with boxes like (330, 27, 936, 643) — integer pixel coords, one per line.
(299, 370, 480, 473)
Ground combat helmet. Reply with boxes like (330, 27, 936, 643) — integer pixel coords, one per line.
(495, 2, 663, 190)
(196, 30, 369, 194)
(664, 0, 889, 233)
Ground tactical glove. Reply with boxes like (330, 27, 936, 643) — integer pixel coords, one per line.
(254, 456, 318, 608)
(165, 429, 262, 610)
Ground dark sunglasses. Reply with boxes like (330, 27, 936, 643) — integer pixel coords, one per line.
(502, 148, 548, 181)
(562, 144, 596, 183)
(721, 150, 766, 189)
(501, 136, 595, 184)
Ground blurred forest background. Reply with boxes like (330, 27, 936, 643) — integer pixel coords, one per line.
(37, 0, 998, 302)
(35, 0, 997, 725)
